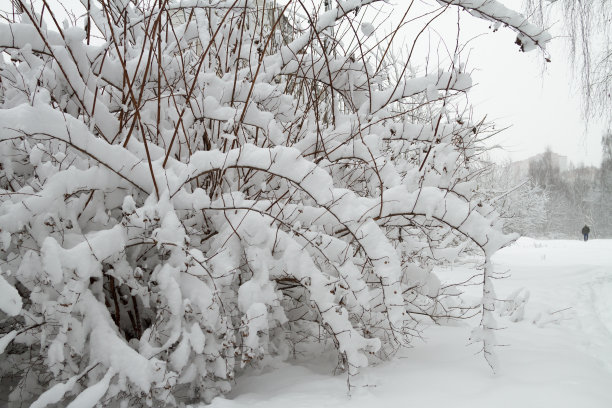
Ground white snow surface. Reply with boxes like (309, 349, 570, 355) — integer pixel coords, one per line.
(201, 238, 612, 408)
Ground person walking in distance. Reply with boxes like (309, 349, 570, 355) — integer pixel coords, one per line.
(582, 225, 590, 241)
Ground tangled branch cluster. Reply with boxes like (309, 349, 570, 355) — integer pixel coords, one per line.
(0, 0, 548, 405)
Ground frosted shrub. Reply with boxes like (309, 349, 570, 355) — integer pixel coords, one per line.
(0, 0, 549, 405)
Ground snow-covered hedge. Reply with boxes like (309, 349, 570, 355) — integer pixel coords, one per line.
(0, 0, 548, 405)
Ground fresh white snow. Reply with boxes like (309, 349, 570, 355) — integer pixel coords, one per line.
(202, 238, 612, 408)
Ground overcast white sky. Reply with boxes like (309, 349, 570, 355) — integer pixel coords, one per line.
(420, 0, 606, 167)
(465, 6, 605, 167)
(367, 0, 606, 167)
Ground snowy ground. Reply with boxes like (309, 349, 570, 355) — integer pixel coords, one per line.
(204, 238, 612, 408)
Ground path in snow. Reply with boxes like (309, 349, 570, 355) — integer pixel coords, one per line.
(204, 239, 612, 408)
(492, 239, 612, 372)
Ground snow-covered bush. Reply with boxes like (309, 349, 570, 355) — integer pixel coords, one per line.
(0, 0, 549, 405)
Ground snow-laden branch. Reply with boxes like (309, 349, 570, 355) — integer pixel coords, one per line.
(439, 0, 552, 52)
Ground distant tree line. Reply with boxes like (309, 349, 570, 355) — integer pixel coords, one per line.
(486, 133, 612, 239)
